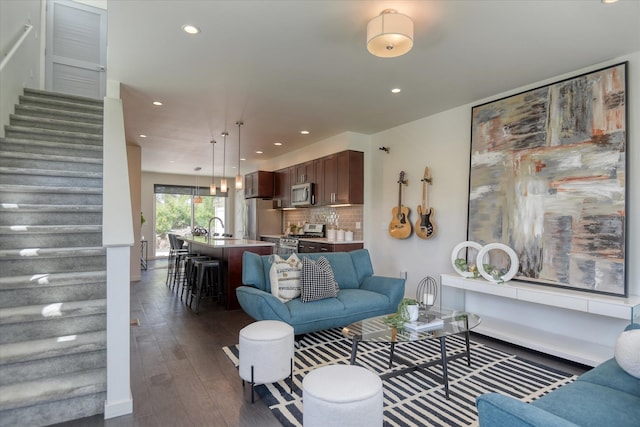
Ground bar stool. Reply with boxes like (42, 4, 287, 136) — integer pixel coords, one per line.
(166, 234, 188, 288)
(180, 254, 210, 301)
(190, 259, 223, 314)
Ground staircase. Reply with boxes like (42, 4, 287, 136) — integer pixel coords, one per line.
(0, 89, 107, 426)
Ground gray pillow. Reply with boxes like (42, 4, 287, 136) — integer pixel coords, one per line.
(300, 256, 338, 302)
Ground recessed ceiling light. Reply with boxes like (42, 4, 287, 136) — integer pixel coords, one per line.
(601, 0, 618, 3)
(274, 142, 283, 146)
(139, 134, 147, 138)
(152, 101, 163, 106)
(256, 151, 263, 154)
(182, 24, 200, 34)
(240, 158, 246, 161)
(300, 130, 309, 135)
(391, 88, 402, 94)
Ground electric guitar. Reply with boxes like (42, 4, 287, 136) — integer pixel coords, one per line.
(416, 166, 435, 239)
(389, 171, 412, 239)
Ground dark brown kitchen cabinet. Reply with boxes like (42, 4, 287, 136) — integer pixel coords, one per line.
(298, 240, 319, 253)
(298, 240, 363, 253)
(244, 171, 274, 198)
(317, 150, 364, 205)
(294, 161, 315, 184)
(272, 167, 292, 208)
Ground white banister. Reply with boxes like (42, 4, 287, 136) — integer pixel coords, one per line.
(0, 24, 33, 72)
(103, 93, 134, 418)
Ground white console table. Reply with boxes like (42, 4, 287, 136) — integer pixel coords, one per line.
(441, 273, 640, 367)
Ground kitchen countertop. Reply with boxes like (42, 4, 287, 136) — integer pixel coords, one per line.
(180, 236, 275, 248)
(261, 235, 364, 245)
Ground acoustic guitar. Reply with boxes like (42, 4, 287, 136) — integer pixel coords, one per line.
(389, 171, 412, 239)
(416, 166, 435, 239)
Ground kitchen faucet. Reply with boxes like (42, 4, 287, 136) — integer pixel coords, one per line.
(207, 216, 225, 243)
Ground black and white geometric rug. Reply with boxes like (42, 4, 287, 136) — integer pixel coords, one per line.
(223, 327, 577, 427)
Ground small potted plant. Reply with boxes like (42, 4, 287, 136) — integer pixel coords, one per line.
(384, 298, 419, 329)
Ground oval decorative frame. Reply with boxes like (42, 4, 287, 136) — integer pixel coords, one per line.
(451, 241, 483, 278)
(476, 243, 519, 283)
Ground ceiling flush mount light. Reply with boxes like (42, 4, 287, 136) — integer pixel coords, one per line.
(210, 139, 216, 195)
(139, 134, 147, 138)
(182, 24, 200, 34)
(367, 9, 414, 58)
(274, 142, 283, 146)
(391, 88, 402, 94)
(220, 132, 228, 193)
(300, 130, 309, 135)
(235, 121, 243, 190)
(152, 101, 163, 106)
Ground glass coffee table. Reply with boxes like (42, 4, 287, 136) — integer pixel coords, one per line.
(342, 310, 481, 398)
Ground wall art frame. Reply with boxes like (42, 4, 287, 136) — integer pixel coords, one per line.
(467, 62, 627, 297)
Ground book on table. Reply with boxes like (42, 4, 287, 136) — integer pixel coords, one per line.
(404, 316, 444, 332)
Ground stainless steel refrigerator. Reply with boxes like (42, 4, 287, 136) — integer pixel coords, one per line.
(243, 198, 282, 240)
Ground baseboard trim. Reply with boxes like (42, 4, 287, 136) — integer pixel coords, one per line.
(104, 394, 133, 419)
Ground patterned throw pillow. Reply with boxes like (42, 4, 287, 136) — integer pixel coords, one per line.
(269, 253, 302, 302)
(300, 256, 338, 303)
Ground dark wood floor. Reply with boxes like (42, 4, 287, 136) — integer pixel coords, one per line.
(56, 259, 588, 427)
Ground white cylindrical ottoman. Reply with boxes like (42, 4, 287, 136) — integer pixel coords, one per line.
(303, 364, 383, 427)
(239, 320, 295, 402)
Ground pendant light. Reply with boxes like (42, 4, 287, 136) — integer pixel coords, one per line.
(220, 131, 228, 193)
(209, 139, 216, 195)
(193, 166, 202, 203)
(235, 121, 243, 190)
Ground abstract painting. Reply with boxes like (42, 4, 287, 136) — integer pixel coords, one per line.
(467, 62, 627, 296)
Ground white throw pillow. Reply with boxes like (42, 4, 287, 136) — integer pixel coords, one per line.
(269, 253, 302, 302)
(614, 329, 640, 378)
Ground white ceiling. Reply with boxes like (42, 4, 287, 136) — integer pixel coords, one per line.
(107, 0, 640, 177)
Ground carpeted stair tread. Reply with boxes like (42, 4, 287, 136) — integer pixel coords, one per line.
(0, 331, 107, 365)
(0, 184, 102, 194)
(0, 246, 105, 260)
(0, 136, 102, 155)
(0, 271, 106, 291)
(0, 299, 106, 325)
(0, 203, 102, 213)
(23, 88, 103, 106)
(4, 125, 103, 143)
(0, 150, 103, 165)
(0, 368, 106, 411)
(0, 225, 101, 235)
(9, 115, 103, 135)
(15, 104, 103, 124)
(19, 94, 103, 115)
(0, 167, 102, 180)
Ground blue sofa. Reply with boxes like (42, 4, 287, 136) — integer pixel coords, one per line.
(237, 249, 405, 335)
(476, 340, 640, 426)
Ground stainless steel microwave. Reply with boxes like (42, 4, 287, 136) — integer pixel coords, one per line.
(291, 182, 314, 206)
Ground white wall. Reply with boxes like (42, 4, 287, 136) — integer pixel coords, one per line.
(366, 52, 640, 302)
(0, 0, 43, 137)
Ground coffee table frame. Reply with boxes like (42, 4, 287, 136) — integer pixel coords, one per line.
(343, 311, 480, 398)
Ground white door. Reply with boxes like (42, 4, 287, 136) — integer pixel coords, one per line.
(45, 0, 106, 99)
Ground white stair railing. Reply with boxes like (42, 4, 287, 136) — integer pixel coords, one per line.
(0, 24, 33, 72)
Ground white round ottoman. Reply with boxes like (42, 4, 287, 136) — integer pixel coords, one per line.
(303, 364, 383, 427)
(239, 320, 294, 402)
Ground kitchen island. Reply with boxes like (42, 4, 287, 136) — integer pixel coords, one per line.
(180, 237, 275, 310)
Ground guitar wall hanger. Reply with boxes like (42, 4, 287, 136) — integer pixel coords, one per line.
(379, 146, 390, 153)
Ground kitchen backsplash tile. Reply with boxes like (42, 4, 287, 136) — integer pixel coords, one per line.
(284, 206, 363, 240)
